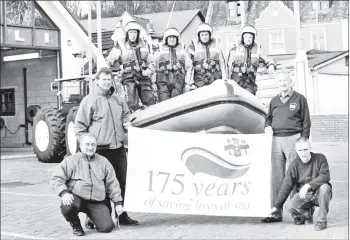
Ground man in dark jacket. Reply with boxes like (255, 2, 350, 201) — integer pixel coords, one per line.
(262, 69, 311, 223)
(75, 67, 138, 226)
(265, 137, 332, 231)
(51, 133, 124, 236)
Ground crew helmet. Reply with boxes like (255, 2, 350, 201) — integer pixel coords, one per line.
(240, 25, 257, 40)
(196, 23, 213, 36)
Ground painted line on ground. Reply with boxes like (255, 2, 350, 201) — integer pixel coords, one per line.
(1, 231, 55, 239)
(1, 192, 55, 197)
(1, 154, 37, 160)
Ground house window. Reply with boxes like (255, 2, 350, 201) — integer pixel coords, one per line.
(311, 1, 329, 11)
(310, 28, 326, 50)
(6, 0, 33, 26)
(345, 56, 349, 67)
(228, 1, 239, 18)
(320, 1, 329, 10)
(269, 30, 284, 54)
(0, 88, 15, 116)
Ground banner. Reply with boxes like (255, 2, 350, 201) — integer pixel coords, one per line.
(124, 128, 272, 217)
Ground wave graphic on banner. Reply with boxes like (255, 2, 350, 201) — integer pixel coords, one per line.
(181, 147, 251, 179)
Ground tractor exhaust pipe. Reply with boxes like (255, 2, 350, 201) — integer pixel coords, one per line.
(23, 68, 31, 145)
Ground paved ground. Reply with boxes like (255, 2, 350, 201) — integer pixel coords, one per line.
(1, 143, 348, 239)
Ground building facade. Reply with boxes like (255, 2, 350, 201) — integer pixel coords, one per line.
(0, 1, 99, 147)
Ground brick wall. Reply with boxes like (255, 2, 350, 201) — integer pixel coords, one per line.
(311, 114, 348, 143)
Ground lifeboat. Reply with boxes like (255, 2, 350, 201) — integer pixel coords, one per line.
(126, 79, 267, 138)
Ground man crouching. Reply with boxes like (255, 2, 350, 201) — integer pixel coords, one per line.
(51, 133, 124, 236)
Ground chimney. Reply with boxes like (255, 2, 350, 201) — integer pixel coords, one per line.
(147, 22, 155, 36)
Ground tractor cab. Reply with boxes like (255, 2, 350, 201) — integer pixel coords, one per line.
(50, 76, 90, 116)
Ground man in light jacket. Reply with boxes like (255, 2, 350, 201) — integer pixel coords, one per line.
(74, 67, 138, 225)
(51, 133, 124, 236)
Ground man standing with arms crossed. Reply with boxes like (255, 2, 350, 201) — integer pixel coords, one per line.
(262, 69, 311, 223)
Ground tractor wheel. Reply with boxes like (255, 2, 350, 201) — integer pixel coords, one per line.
(32, 107, 66, 163)
(65, 106, 79, 156)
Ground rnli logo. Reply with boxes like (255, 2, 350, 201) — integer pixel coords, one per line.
(289, 103, 297, 111)
(180, 138, 251, 179)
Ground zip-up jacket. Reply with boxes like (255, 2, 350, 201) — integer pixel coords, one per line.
(51, 152, 123, 205)
(74, 85, 130, 149)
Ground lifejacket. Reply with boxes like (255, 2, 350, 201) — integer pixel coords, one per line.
(190, 38, 221, 74)
(230, 42, 260, 74)
(156, 42, 186, 74)
(117, 38, 150, 73)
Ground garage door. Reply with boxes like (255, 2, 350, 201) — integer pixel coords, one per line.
(316, 73, 348, 114)
(0, 49, 58, 147)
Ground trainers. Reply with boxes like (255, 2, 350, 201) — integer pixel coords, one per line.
(85, 217, 95, 230)
(294, 217, 305, 225)
(70, 222, 85, 236)
(314, 221, 327, 231)
(73, 227, 85, 236)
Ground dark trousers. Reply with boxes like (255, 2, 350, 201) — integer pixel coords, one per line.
(286, 184, 332, 223)
(194, 70, 221, 88)
(97, 147, 128, 217)
(157, 72, 185, 102)
(231, 72, 258, 95)
(123, 77, 156, 111)
(61, 194, 114, 232)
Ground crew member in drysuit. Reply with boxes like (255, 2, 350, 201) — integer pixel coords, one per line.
(186, 23, 227, 89)
(106, 21, 157, 112)
(227, 25, 276, 95)
(154, 27, 192, 101)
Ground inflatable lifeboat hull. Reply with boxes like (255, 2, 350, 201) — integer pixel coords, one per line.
(127, 79, 267, 136)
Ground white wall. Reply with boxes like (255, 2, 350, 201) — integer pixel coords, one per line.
(342, 20, 349, 51)
(315, 73, 348, 114)
(36, 1, 106, 78)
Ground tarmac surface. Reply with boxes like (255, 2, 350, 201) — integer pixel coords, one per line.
(1, 142, 348, 239)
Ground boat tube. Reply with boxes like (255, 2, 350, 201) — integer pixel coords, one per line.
(124, 79, 267, 145)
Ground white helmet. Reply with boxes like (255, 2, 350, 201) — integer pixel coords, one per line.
(240, 25, 257, 39)
(196, 23, 213, 35)
(163, 28, 180, 40)
(123, 21, 141, 34)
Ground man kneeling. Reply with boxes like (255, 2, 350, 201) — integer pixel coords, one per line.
(266, 137, 332, 231)
(51, 133, 124, 236)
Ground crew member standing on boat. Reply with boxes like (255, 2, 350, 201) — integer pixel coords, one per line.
(227, 25, 276, 95)
(106, 21, 157, 112)
(186, 23, 227, 89)
(154, 27, 192, 101)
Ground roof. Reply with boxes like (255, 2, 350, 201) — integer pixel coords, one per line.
(307, 51, 348, 68)
(80, 9, 204, 35)
(134, 10, 205, 36)
(268, 50, 349, 70)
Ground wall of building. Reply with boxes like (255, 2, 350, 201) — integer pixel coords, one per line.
(0, 49, 58, 147)
(300, 21, 346, 51)
(311, 114, 348, 142)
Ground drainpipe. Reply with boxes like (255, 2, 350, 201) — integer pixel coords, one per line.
(23, 68, 31, 145)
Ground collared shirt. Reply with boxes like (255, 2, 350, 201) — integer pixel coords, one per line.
(279, 88, 294, 104)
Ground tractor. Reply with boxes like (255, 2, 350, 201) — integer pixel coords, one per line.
(32, 74, 124, 163)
